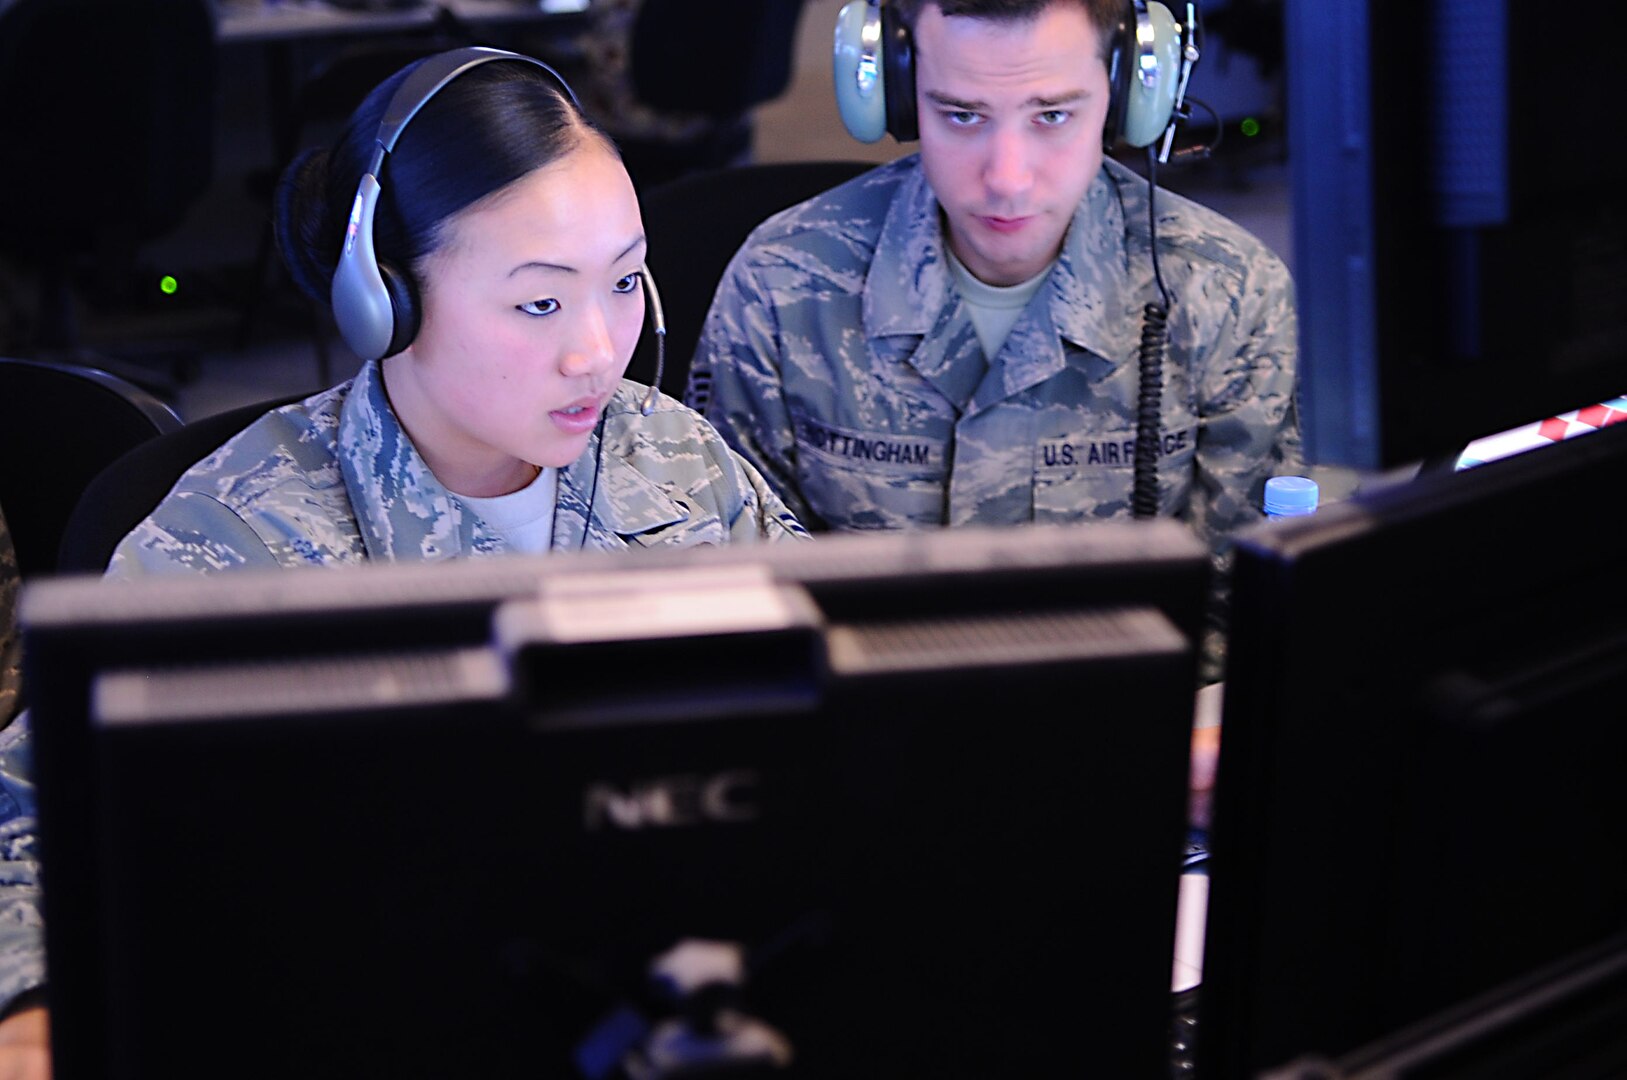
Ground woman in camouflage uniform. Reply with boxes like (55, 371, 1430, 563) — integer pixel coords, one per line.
(111, 49, 806, 579)
(0, 53, 811, 1072)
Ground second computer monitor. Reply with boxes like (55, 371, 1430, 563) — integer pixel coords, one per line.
(1201, 422, 1627, 1076)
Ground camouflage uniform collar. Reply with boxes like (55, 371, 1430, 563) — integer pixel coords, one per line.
(550, 388, 691, 551)
(338, 360, 506, 563)
(862, 159, 994, 408)
(863, 156, 954, 340)
(340, 371, 687, 558)
(1054, 160, 1139, 365)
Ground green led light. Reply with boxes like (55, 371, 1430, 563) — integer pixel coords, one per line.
(159, 275, 179, 296)
(1240, 117, 1261, 138)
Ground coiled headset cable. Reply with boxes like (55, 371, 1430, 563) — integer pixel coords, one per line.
(1129, 0, 1214, 518)
(1133, 145, 1175, 519)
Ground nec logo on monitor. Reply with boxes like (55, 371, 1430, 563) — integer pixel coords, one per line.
(583, 769, 761, 831)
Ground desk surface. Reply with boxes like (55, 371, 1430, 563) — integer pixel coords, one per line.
(217, 0, 590, 42)
(1172, 871, 1207, 993)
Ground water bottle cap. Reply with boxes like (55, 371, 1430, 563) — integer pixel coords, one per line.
(1264, 475, 1319, 516)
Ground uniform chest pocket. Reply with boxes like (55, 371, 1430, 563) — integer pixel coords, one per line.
(624, 503, 728, 549)
(792, 414, 950, 529)
(1033, 425, 1197, 522)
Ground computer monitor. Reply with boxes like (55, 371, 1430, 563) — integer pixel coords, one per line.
(24, 521, 1210, 1079)
(1259, 930, 1627, 1080)
(1198, 420, 1627, 1077)
(1287, 0, 1627, 469)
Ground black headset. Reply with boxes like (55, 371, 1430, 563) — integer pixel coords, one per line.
(330, 46, 668, 411)
(833, 0, 1196, 149)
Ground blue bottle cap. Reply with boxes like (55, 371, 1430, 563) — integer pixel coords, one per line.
(1264, 475, 1319, 517)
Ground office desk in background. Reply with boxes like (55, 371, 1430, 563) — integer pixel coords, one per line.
(212, 0, 597, 263)
(215, 0, 590, 42)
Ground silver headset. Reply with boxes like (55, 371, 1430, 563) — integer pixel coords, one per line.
(832, 0, 1199, 153)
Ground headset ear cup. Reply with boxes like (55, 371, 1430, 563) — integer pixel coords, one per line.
(1119, 0, 1184, 148)
(880, 2, 916, 143)
(833, 0, 889, 143)
(379, 261, 420, 360)
(1103, 3, 1134, 147)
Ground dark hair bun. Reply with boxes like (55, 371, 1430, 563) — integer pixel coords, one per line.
(273, 146, 341, 306)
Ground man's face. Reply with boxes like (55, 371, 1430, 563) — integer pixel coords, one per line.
(914, 1, 1110, 286)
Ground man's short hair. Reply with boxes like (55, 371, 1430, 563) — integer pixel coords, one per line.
(893, 0, 1125, 63)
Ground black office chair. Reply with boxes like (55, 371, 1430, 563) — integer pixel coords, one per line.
(57, 392, 310, 576)
(628, 159, 874, 403)
(519, 0, 808, 192)
(0, 0, 217, 386)
(630, 0, 806, 115)
(0, 357, 184, 580)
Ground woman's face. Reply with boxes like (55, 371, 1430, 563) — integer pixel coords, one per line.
(384, 136, 648, 497)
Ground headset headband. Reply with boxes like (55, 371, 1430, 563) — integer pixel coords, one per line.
(376, 47, 579, 153)
(332, 48, 578, 362)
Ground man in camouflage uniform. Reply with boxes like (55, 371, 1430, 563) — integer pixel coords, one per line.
(112, 358, 805, 577)
(691, 0, 1300, 551)
(0, 502, 47, 1072)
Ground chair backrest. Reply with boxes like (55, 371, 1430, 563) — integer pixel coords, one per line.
(0, 0, 216, 262)
(629, 0, 807, 118)
(288, 34, 473, 141)
(57, 393, 309, 576)
(0, 358, 183, 578)
(628, 159, 875, 402)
